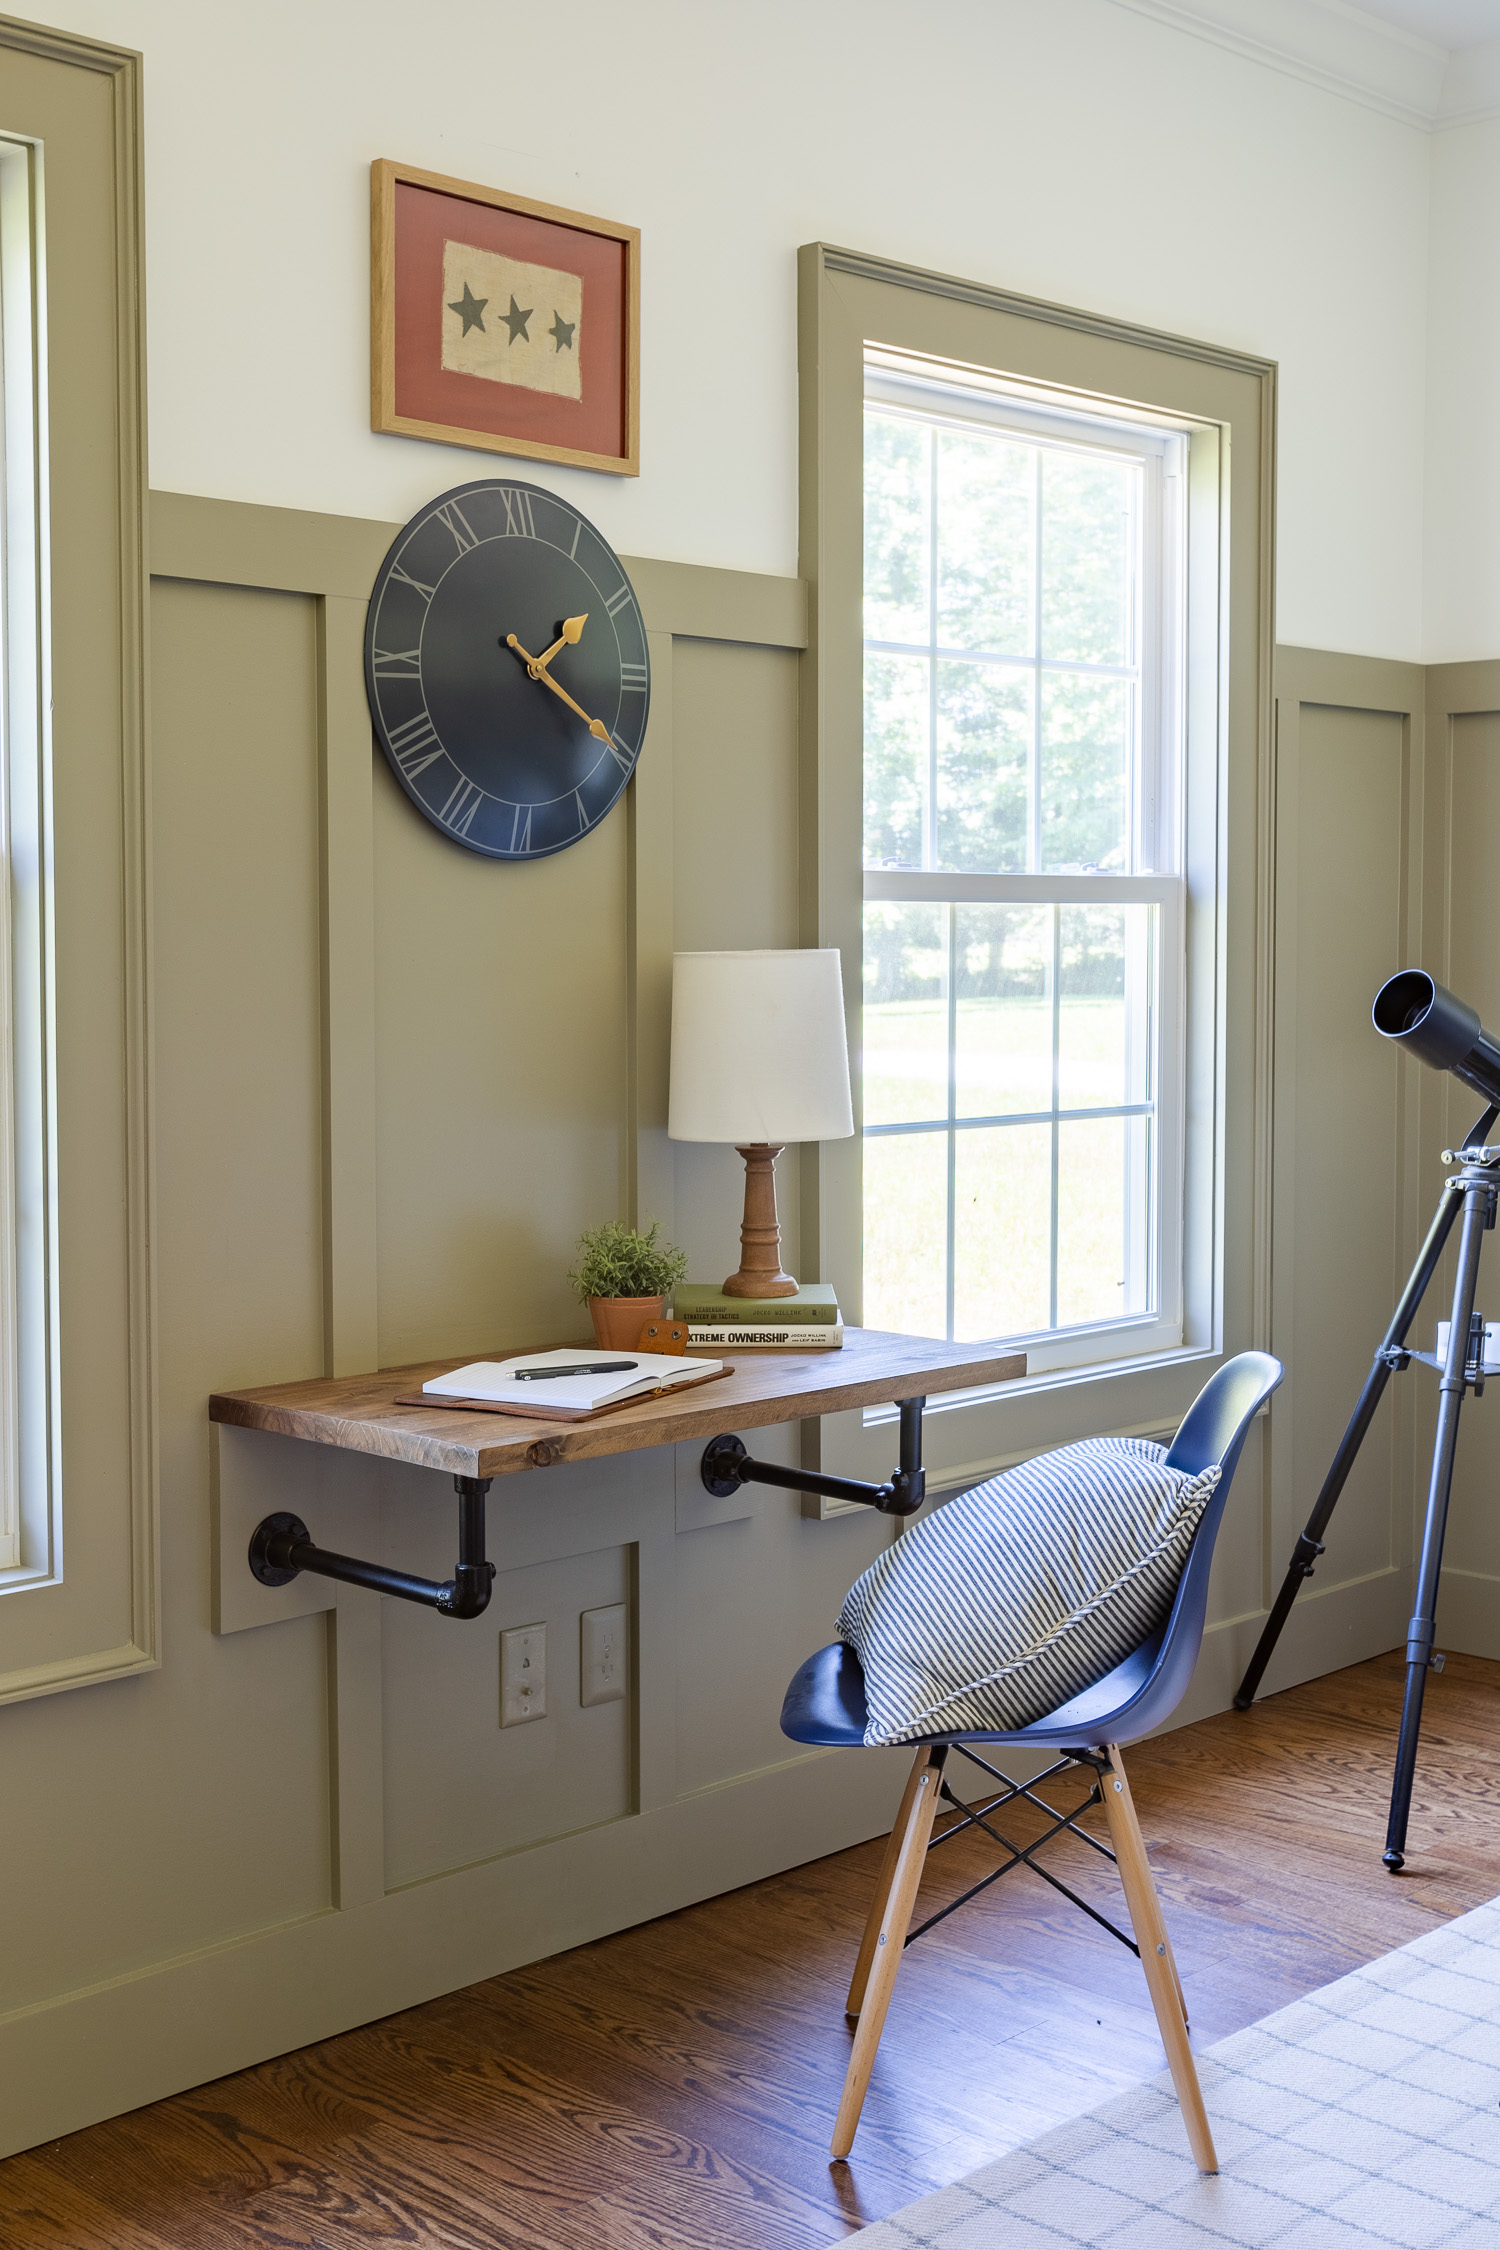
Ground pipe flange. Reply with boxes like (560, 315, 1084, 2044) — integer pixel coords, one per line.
(249, 1511, 309, 1588)
(701, 1433, 748, 1498)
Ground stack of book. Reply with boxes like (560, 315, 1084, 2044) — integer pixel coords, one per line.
(675, 1282, 843, 1349)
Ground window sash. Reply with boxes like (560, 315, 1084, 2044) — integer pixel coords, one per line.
(861, 871, 1184, 1364)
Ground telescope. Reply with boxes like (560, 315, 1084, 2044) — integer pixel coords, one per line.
(1237, 968, 1500, 1870)
(1372, 970, 1500, 1108)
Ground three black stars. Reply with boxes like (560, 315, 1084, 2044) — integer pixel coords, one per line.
(447, 286, 577, 353)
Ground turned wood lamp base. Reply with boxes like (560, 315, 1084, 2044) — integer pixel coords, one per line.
(722, 1142, 798, 1298)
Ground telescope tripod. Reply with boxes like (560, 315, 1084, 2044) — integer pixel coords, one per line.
(1234, 1104, 1500, 1869)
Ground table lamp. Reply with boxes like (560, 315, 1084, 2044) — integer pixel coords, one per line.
(668, 948, 854, 1297)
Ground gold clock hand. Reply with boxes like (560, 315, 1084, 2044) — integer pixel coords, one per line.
(530, 614, 588, 675)
(506, 633, 612, 742)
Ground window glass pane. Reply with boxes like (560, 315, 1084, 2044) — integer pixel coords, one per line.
(952, 1125, 1051, 1340)
(864, 651, 928, 868)
(936, 429, 1033, 656)
(864, 414, 930, 646)
(862, 901, 948, 1127)
(954, 904, 1051, 1119)
(1039, 672, 1129, 870)
(1040, 451, 1136, 666)
(1056, 904, 1150, 1111)
(863, 1131, 947, 1337)
(935, 660, 1030, 872)
(1057, 1114, 1142, 1327)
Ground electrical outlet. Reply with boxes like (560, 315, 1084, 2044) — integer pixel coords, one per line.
(500, 1622, 547, 1726)
(580, 1602, 627, 1707)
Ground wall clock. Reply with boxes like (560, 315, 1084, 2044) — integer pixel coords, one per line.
(364, 477, 650, 859)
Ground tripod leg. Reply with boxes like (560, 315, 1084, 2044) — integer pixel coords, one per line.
(1385, 1178, 1494, 1869)
(1235, 1177, 1467, 1710)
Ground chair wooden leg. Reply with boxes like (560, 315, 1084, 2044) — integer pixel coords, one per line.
(845, 1747, 938, 2018)
(831, 1745, 946, 2159)
(1101, 1744, 1218, 2175)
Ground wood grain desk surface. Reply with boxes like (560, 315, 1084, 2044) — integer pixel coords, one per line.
(209, 1329, 1027, 1481)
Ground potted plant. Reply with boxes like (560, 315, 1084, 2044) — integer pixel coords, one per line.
(568, 1219, 689, 1350)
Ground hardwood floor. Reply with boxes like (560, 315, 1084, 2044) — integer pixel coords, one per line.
(6, 1649, 1500, 2248)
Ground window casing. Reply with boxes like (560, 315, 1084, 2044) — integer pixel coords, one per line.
(797, 245, 1273, 1506)
(861, 361, 1190, 1378)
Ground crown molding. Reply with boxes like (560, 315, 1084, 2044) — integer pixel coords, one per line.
(1105, 0, 1500, 131)
(1438, 33, 1500, 125)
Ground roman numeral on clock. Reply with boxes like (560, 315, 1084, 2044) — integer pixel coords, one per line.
(386, 720, 445, 792)
(441, 777, 485, 837)
(387, 711, 445, 778)
(435, 501, 479, 553)
(604, 734, 633, 776)
(619, 662, 647, 692)
(499, 487, 536, 539)
(574, 789, 590, 833)
(372, 647, 422, 677)
(389, 562, 436, 603)
(509, 804, 532, 855)
(603, 584, 632, 619)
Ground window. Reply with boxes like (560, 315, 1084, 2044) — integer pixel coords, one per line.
(861, 362, 1185, 1373)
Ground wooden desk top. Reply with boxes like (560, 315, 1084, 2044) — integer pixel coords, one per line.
(209, 1329, 1027, 1482)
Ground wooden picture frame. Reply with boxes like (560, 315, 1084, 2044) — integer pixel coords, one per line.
(371, 159, 640, 477)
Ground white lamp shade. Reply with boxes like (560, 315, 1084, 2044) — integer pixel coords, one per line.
(669, 949, 854, 1144)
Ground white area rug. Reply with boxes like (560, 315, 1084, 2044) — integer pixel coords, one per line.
(847, 1894, 1500, 2248)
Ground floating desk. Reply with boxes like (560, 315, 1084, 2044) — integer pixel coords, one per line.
(210, 1328, 1026, 1622)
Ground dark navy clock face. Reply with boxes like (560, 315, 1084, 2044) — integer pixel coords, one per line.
(364, 477, 650, 859)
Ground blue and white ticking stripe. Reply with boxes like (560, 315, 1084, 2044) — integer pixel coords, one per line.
(838, 1436, 1221, 1746)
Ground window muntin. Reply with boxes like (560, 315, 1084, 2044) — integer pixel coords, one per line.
(861, 371, 1186, 1367)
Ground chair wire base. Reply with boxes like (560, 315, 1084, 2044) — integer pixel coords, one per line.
(906, 1745, 1139, 1959)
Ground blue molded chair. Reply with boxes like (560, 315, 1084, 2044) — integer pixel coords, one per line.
(781, 1350, 1283, 2170)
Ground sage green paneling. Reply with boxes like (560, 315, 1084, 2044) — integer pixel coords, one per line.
(0, 575, 334, 2012)
(1275, 703, 1410, 1592)
(370, 752, 629, 1370)
(1432, 707, 1500, 1595)
(383, 1536, 632, 1889)
(153, 582, 325, 1387)
(1257, 652, 1425, 1694)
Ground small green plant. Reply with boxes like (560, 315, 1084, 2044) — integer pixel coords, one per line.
(568, 1218, 689, 1304)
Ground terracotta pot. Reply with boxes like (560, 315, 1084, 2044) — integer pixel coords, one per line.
(587, 1294, 666, 1350)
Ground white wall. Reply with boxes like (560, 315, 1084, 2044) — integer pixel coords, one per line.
(51, 0, 1433, 658)
(1425, 113, 1500, 662)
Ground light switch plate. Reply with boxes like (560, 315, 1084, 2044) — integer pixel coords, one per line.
(500, 1621, 547, 1726)
(580, 1602, 627, 1707)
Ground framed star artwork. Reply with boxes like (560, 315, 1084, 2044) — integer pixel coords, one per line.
(371, 160, 639, 476)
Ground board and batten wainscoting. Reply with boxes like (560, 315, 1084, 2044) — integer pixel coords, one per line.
(0, 484, 1496, 2157)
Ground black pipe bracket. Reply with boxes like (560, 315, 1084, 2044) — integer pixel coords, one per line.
(248, 1474, 496, 1620)
(701, 1394, 928, 1516)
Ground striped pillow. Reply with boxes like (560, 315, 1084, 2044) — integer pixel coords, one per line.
(837, 1436, 1221, 1746)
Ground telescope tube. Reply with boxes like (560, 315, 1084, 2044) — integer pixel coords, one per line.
(1373, 971, 1500, 1109)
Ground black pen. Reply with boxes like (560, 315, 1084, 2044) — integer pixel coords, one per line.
(512, 1360, 640, 1381)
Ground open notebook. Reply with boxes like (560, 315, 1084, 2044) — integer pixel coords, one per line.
(421, 1348, 724, 1414)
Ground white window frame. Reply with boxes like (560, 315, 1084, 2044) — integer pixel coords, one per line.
(0, 129, 61, 1592)
(861, 360, 1193, 1379)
